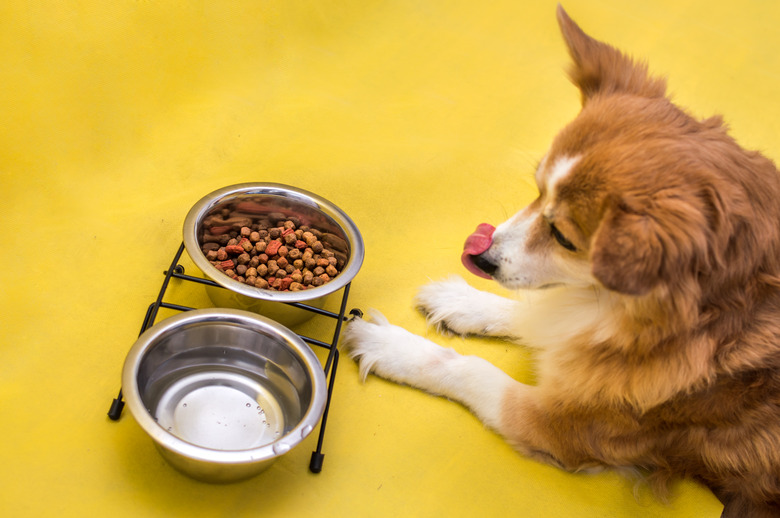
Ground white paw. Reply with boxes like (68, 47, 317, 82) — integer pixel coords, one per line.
(340, 309, 457, 386)
(414, 276, 518, 337)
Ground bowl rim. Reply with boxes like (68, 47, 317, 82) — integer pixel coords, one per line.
(121, 308, 328, 465)
(183, 182, 364, 303)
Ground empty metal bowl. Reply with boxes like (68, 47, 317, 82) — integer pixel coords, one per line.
(183, 183, 364, 327)
(122, 308, 327, 483)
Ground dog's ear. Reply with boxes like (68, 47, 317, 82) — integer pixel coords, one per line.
(556, 6, 667, 104)
(590, 194, 713, 296)
(590, 197, 664, 295)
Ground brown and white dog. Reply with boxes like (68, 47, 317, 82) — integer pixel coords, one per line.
(341, 6, 780, 517)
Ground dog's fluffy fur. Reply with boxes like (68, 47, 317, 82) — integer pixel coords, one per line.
(341, 7, 780, 517)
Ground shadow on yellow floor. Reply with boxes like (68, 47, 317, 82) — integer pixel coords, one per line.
(5, 1, 779, 516)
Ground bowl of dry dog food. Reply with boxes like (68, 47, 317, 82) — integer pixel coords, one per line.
(183, 183, 364, 326)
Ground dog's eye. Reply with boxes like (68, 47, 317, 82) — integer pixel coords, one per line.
(550, 223, 577, 252)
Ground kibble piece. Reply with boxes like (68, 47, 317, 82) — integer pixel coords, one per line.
(265, 240, 282, 256)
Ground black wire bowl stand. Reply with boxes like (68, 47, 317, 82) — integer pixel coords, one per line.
(107, 242, 362, 474)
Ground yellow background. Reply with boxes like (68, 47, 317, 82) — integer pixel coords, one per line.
(3, 0, 778, 516)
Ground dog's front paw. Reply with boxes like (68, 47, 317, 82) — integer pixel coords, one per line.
(340, 310, 394, 381)
(415, 276, 519, 337)
(340, 309, 456, 385)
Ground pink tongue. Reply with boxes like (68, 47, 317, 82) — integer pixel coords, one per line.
(461, 223, 495, 279)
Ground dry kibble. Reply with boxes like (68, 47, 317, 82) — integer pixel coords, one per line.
(200, 206, 346, 291)
(265, 240, 282, 256)
(283, 232, 297, 246)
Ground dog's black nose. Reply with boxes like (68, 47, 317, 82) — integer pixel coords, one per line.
(472, 253, 498, 277)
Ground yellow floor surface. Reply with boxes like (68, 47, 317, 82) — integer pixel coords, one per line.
(3, 1, 778, 516)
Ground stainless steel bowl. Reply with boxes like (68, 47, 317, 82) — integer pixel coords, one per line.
(183, 183, 364, 327)
(122, 308, 327, 483)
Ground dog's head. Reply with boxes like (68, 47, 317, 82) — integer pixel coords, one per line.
(467, 6, 773, 297)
